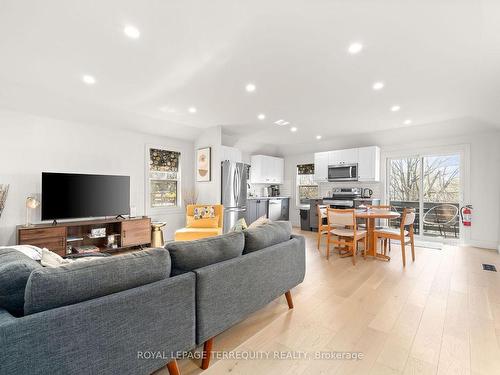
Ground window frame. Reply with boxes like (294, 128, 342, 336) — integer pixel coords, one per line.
(144, 144, 183, 215)
(296, 164, 318, 206)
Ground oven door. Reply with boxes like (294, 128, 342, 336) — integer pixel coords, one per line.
(328, 164, 358, 181)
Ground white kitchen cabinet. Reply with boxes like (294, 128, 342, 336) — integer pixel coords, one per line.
(358, 146, 380, 181)
(313, 152, 329, 181)
(314, 146, 380, 182)
(328, 148, 359, 165)
(250, 155, 284, 184)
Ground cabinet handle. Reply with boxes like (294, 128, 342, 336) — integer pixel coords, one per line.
(123, 231, 126, 239)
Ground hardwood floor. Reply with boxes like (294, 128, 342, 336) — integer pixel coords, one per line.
(157, 229, 500, 375)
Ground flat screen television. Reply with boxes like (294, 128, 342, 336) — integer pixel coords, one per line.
(41, 172, 130, 221)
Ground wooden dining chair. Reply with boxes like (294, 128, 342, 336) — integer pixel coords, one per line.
(367, 205, 392, 253)
(316, 204, 329, 251)
(326, 208, 367, 265)
(374, 208, 416, 267)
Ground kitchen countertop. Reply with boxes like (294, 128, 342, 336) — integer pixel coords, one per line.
(247, 196, 290, 200)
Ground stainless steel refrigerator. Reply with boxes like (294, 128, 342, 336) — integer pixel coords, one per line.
(221, 161, 249, 232)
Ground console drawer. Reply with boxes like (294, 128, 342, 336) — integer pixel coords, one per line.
(19, 227, 66, 241)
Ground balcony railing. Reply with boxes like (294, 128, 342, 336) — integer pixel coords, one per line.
(388, 201, 460, 238)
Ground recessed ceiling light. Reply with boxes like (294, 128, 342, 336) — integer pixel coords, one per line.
(391, 105, 401, 112)
(348, 42, 363, 54)
(372, 81, 384, 91)
(404, 119, 412, 125)
(290, 127, 298, 132)
(188, 107, 197, 113)
(124, 25, 140, 39)
(257, 113, 266, 120)
(245, 83, 256, 92)
(316, 135, 322, 140)
(82, 74, 96, 85)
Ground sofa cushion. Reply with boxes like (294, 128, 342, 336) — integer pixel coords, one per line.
(0, 248, 43, 316)
(24, 248, 171, 315)
(243, 221, 292, 254)
(166, 231, 244, 272)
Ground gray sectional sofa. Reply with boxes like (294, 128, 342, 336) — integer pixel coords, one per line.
(0, 221, 305, 374)
(165, 221, 306, 369)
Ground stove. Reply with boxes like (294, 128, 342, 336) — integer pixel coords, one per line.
(322, 187, 362, 208)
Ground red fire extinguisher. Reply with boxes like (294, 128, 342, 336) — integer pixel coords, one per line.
(460, 205, 473, 227)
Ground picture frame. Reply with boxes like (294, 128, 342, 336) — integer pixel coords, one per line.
(196, 147, 211, 182)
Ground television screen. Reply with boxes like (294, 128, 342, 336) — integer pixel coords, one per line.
(42, 172, 130, 220)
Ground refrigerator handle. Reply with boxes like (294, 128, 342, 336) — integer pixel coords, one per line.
(235, 166, 240, 206)
(233, 167, 238, 205)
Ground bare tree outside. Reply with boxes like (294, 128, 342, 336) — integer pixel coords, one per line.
(389, 155, 460, 238)
(389, 155, 460, 203)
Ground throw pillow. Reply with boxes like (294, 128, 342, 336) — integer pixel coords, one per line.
(230, 218, 248, 232)
(243, 221, 292, 254)
(193, 206, 216, 220)
(2, 245, 43, 261)
(166, 231, 244, 272)
(40, 248, 71, 267)
(186, 215, 219, 228)
(248, 215, 271, 228)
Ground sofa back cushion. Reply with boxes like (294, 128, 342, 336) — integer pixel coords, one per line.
(243, 221, 292, 254)
(166, 231, 244, 272)
(24, 248, 171, 315)
(0, 248, 43, 316)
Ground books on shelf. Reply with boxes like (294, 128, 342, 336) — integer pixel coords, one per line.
(74, 245, 100, 254)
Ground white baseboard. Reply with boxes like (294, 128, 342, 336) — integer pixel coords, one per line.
(464, 239, 498, 251)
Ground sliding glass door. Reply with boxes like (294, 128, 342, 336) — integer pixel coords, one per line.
(387, 153, 461, 241)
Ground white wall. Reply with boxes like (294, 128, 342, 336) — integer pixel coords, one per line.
(284, 127, 500, 250)
(0, 109, 194, 244)
(194, 126, 222, 204)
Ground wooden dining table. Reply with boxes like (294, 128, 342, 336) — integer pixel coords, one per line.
(355, 209, 400, 261)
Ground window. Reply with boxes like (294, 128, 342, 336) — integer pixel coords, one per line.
(297, 164, 319, 205)
(148, 148, 180, 208)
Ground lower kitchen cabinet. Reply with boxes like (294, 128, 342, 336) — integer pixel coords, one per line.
(246, 198, 290, 224)
(280, 198, 289, 221)
(246, 199, 268, 224)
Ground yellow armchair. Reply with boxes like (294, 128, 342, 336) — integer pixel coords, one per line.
(174, 204, 224, 241)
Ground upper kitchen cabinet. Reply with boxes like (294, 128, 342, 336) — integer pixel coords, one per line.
(314, 146, 380, 182)
(314, 152, 328, 182)
(328, 148, 359, 165)
(250, 155, 284, 184)
(358, 146, 380, 181)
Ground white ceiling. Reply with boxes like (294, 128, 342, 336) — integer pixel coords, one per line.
(0, 0, 499, 145)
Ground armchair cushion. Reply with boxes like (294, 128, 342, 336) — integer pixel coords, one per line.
(186, 215, 219, 228)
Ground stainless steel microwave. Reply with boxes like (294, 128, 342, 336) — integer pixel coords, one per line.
(328, 163, 358, 181)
